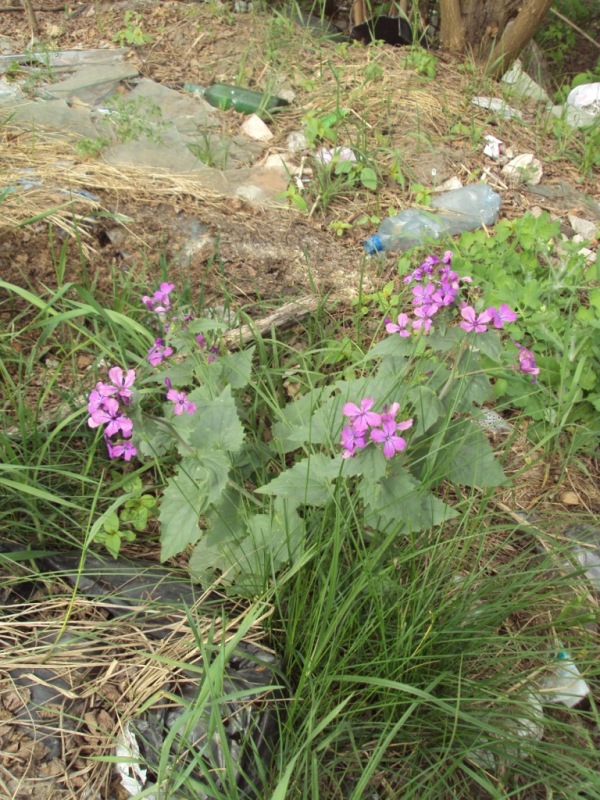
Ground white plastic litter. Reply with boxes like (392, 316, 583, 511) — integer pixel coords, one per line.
(567, 83, 600, 116)
(241, 114, 273, 142)
(483, 135, 505, 161)
(469, 692, 544, 770)
(501, 59, 551, 104)
(471, 96, 523, 120)
(501, 153, 543, 185)
(539, 650, 590, 709)
(115, 721, 157, 799)
(315, 146, 357, 164)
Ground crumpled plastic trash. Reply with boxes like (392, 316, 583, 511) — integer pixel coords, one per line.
(567, 83, 600, 116)
(0, 547, 284, 799)
(471, 96, 523, 120)
(483, 134, 505, 160)
(315, 146, 357, 164)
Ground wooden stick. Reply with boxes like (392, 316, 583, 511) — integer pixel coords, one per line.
(20, 0, 39, 39)
(223, 295, 320, 349)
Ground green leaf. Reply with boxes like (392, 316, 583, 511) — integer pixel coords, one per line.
(190, 498, 304, 593)
(103, 511, 120, 534)
(366, 335, 415, 359)
(159, 452, 230, 560)
(407, 385, 444, 436)
(255, 454, 339, 506)
(472, 331, 504, 362)
(219, 347, 255, 389)
(360, 466, 458, 533)
(433, 421, 506, 488)
(272, 386, 335, 452)
(360, 167, 378, 191)
(187, 385, 245, 452)
(340, 445, 387, 480)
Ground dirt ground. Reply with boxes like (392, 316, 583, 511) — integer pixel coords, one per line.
(1, 0, 598, 309)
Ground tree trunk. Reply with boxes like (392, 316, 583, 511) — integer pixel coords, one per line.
(486, 0, 555, 77)
(439, 0, 464, 52)
(438, 0, 551, 70)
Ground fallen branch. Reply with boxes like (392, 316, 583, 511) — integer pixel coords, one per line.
(223, 295, 320, 349)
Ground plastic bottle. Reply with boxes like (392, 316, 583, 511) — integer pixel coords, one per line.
(363, 183, 501, 254)
(540, 649, 590, 708)
(201, 83, 289, 115)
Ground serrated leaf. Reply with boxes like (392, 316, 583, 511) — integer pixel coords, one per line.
(220, 347, 255, 389)
(272, 386, 334, 452)
(340, 445, 387, 479)
(187, 386, 245, 451)
(128, 407, 175, 458)
(359, 466, 457, 533)
(190, 498, 304, 594)
(159, 453, 230, 560)
(407, 385, 444, 436)
(472, 331, 504, 362)
(433, 420, 506, 487)
(366, 336, 415, 359)
(255, 454, 339, 506)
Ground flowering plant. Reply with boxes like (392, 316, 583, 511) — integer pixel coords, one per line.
(86, 252, 538, 593)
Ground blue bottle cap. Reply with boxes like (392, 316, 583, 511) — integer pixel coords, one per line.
(363, 235, 383, 254)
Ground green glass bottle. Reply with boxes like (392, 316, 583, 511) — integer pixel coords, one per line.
(202, 83, 289, 115)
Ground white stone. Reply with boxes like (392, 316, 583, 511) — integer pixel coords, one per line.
(568, 215, 597, 240)
(241, 114, 273, 142)
(501, 153, 543, 185)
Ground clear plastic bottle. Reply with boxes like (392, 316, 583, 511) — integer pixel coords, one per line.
(364, 183, 501, 254)
(540, 649, 590, 708)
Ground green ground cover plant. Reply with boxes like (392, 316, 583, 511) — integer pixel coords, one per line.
(1, 245, 598, 797)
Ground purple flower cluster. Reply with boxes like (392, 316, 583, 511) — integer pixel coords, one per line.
(147, 338, 173, 367)
(386, 251, 538, 383)
(142, 282, 175, 314)
(341, 398, 413, 459)
(87, 367, 137, 461)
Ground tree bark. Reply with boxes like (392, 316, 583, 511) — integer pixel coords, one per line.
(439, 0, 464, 52)
(21, 0, 38, 39)
(486, 0, 555, 78)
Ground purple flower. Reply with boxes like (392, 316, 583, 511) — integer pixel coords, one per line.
(432, 282, 457, 307)
(385, 313, 411, 337)
(342, 397, 381, 433)
(106, 437, 138, 461)
(380, 402, 400, 426)
(167, 389, 196, 416)
(142, 282, 175, 314)
(441, 250, 453, 265)
(421, 255, 440, 273)
(488, 304, 518, 329)
(412, 305, 436, 332)
(107, 366, 136, 403)
(340, 425, 366, 459)
(516, 344, 540, 384)
(412, 283, 436, 306)
(195, 333, 207, 348)
(88, 397, 133, 438)
(370, 418, 413, 459)
(147, 338, 174, 366)
(460, 306, 492, 333)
